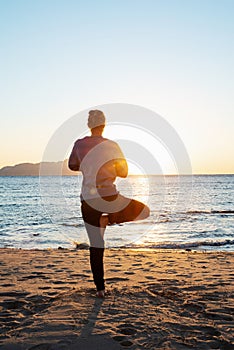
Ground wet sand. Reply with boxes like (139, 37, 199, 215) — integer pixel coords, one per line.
(0, 248, 233, 349)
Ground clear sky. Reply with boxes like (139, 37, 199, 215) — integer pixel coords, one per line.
(0, 0, 234, 174)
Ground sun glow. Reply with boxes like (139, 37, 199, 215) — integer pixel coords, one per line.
(103, 124, 177, 175)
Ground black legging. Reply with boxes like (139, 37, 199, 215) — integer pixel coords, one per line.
(81, 194, 150, 291)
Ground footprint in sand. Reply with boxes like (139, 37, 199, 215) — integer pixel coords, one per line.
(183, 301, 205, 313)
(69, 273, 90, 278)
(119, 327, 136, 336)
(120, 340, 134, 347)
(113, 335, 127, 342)
(38, 286, 51, 290)
(112, 335, 134, 348)
(0, 292, 30, 298)
(54, 269, 65, 273)
(1, 300, 27, 310)
(21, 273, 49, 280)
(46, 292, 58, 297)
(106, 277, 129, 282)
(204, 311, 233, 321)
(1, 283, 15, 287)
(145, 275, 155, 280)
(112, 324, 137, 347)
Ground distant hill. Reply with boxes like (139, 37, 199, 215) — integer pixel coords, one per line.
(0, 160, 79, 176)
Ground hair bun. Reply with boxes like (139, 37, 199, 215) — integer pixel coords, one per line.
(87, 110, 106, 129)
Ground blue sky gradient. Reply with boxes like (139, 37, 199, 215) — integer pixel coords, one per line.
(1, 0, 234, 173)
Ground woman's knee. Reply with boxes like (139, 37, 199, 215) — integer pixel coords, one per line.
(139, 205, 150, 220)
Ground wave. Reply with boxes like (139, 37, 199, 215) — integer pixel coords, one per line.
(211, 210, 234, 214)
(186, 210, 234, 215)
(128, 239, 234, 250)
(150, 210, 234, 224)
(60, 222, 84, 228)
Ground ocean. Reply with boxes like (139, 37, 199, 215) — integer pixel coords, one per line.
(0, 175, 233, 251)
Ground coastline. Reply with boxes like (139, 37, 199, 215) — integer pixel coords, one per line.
(0, 248, 233, 349)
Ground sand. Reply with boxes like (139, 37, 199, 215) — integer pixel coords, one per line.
(0, 248, 233, 350)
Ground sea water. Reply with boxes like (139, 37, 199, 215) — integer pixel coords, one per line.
(0, 175, 233, 251)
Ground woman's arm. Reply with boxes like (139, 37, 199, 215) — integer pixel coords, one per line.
(68, 143, 80, 171)
(114, 158, 128, 178)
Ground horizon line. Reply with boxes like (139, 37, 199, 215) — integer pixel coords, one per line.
(0, 161, 233, 176)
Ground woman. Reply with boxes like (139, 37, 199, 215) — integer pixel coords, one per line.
(68, 110, 150, 297)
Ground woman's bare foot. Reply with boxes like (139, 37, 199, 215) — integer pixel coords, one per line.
(99, 214, 109, 237)
(96, 289, 105, 298)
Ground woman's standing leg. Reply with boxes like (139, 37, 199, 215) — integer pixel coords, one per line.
(89, 246, 105, 291)
(81, 200, 106, 293)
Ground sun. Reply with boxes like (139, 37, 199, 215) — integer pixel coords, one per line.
(103, 124, 177, 175)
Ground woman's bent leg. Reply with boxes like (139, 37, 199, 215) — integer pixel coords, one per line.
(108, 196, 150, 224)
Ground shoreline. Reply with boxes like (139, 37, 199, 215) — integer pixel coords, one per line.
(1, 246, 234, 253)
(0, 248, 233, 349)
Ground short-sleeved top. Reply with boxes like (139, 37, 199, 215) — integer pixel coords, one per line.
(68, 136, 126, 200)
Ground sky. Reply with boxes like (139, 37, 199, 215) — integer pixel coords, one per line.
(0, 0, 234, 174)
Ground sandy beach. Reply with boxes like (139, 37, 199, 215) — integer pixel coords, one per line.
(0, 248, 233, 349)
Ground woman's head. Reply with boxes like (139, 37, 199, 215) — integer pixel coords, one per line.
(88, 110, 106, 130)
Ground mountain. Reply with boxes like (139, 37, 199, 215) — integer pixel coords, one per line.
(0, 160, 78, 176)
